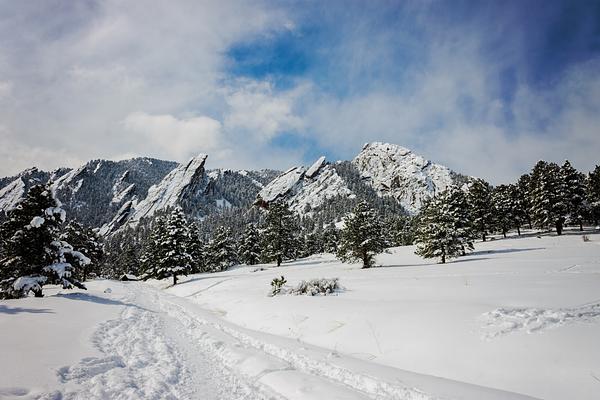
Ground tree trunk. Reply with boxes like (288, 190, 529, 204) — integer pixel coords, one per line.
(527, 216, 532, 230)
(579, 220, 583, 231)
(502, 228, 507, 238)
(361, 249, 370, 269)
(276, 255, 281, 267)
(555, 220, 563, 236)
(33, 288, 44, 297)
(173, 274, 177, 286)
(517, 225, 521, 236)
(482, 232, 486, 242)
(441, 246, 446, 264)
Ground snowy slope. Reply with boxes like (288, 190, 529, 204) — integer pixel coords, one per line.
(3, 230, 597, 399)
(165, 230, 600, 400)
(353, 142, 454, 214)
(122, 154, 209, 226)
(0, 178, 25, 212)
(256, 157, 352, 214)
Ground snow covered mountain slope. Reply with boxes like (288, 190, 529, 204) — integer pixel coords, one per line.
(126, 154, 209, 225)
(0, 167, 66, 212)
(353, 142, 454, 214)
(51, 158, 177, 227)
(256, 157, 353, 214)
(257, 143, 460, 216)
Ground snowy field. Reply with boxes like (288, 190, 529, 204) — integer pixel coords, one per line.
(1, 230, 599, 399)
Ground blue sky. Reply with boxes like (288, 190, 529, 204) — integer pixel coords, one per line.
(0, 0, 599, 183)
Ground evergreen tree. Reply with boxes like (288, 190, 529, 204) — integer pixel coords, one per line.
(336, 201, 387, 268)
(588, 165, 600, 225)
(186, 222, 205, 273)
(560, 160, 587, 230)
(141, 208, 192, 285)
(0, 184, 87, 298)
(529, 161, 568, 235)
(384, 214, 415, 246)
(322, 223, 340, 253)
(61, 220, 104, 281)
(205, 226, 237, 272)
(414, 189, 472, 263)
(261, 201, 296, 266)
(517, 174, 533, 229)
(446, 186, 475, 254)
(239, 223, 261, 265)
(492, 184, 515, 238)
(467, 178, 494, 241)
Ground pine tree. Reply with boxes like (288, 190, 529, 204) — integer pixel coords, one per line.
(0, 184, 88, 298)
(492, 184, 515, 238)
(205, 226, 237, 272)
(239, 223, 261, 265)
(384, 214, 415, 246)
(588, 165, 600, 225)
(261, 201, 296, 267)
(414, 189, 472, 263)
(517, 174, 533, 229)
(336, 201, 387, 268)
(467, 178, 494, 241)
(529, 161, 568, 235)
(560, 160, 587, 231)
(61, 220, 104, 281)
(186, 223, 205, 273)
(141, 208, 192, 285)
(322, 223, 340, 253)
(446, 186, 475, 254)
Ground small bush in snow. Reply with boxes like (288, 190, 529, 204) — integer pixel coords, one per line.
(582, 235, 590, 242)
(270, 276, 287, 296)
(290, 278, 340, 296)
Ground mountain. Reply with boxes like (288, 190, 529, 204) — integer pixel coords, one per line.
(353, 142, 454, 213)
(255, 156, 353, 214)
(0, 142, 466, 234)
(257, 142, 461, 215)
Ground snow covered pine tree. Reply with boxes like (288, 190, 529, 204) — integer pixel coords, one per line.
(0, 184, 88, 298)
(261, 200, 296, 267)
(239, 223, 261, 265)
(61, 220, 104, 281)
(466, 178, 494, 242)
(205, 226, 237, 272)
(336, 201, 387, 268)
(560, 160, 587, 231)
(529, 161, 568, 235)
(414, 189, 472, 264)
(140, 208, 192, 285)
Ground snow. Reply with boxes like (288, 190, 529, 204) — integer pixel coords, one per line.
(93, 161, 103, 174)
(165, 230, 600, 400)
(257, 157, 352, 214)
(305, 155, 326, 178)
(216, 198, 232, 208)
(0, 178, 25, 211)
(111, 183, 135, 204)
(29, 216, 45, 228)
(257, 166, 306, 203)
(353, 142, 454, 214)
(126, 154, 208, 225)
(2, 230, 599, 399)
(50, 165, 86, 194)
(12, 276, 47, 292)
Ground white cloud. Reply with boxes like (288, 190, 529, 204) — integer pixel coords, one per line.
(122, 112, 224, 162)
(224, 80, 306, 141)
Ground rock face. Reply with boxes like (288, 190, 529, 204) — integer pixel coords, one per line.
(353, 142, 454, 214)
(256, 157, 352, 214)
(257, 142, 457, 215)
(126, 154, 209, 225)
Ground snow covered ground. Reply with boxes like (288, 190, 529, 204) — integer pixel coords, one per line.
(1, 229, 599, 399)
